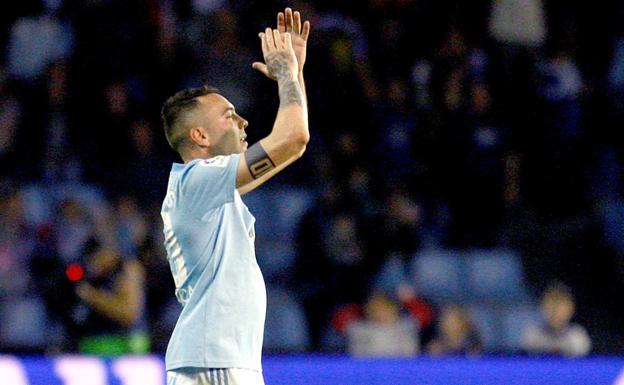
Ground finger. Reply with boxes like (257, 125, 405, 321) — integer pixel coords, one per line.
(277, 12, 285, 33)
(294, 11, 302, 34)
(252, 62, 270, 78)
(302, 20, 311, 41)
(285, 8, 294, 33)
(273, 29, 283, 49)
(284, 32, 293, 51)
(259, 32, 268, 54)
(265, 27, 275, 50)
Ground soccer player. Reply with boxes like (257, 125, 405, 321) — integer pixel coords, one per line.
(159, 8, 310, 385)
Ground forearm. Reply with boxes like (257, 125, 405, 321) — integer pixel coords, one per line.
(298, 71, 308, 107)
(260, 74, 309, 163)
(78, 283, 140, 327)
(276, 74, 308, 135)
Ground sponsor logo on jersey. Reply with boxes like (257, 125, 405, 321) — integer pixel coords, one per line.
(200, 156, 228, 168)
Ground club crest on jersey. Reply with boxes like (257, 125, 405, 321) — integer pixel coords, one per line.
(201, 156, 228, 168)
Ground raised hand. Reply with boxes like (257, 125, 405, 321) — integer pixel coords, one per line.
(253, 28, 299, 82)
(277, 8, 310, 72)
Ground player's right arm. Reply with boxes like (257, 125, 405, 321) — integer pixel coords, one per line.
(235, 28, 309, 194)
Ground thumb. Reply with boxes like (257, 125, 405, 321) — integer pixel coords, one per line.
(252, 62, 270, 78)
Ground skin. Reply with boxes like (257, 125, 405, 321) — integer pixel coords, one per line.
(183, 94, 249, 159)
(76, 248, 145, 327)
(542, 296, 575, 331)
(181, 8, 311, 195)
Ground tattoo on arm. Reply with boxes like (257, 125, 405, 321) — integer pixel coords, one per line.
(266, 51, 292, 81)
(278, 79, 303, 108)
(265, 51, 303, 108)
(245, 142, 276, 179)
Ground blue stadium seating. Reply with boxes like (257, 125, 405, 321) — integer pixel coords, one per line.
(464, 249, 528, 303)
(244, 187, 314, 280)
(411, 249, 465, 303)
(598, 199, 624, 253)
(0, 295, 48, 349)
(499, 305, 542, 352)
(468, 304, 501, 352)
(263, 287, 310, 352)
(373, 254, 411, 294)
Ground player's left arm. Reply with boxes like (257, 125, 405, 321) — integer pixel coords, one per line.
(237, 152, 298, 195)
(240, 8, 311, 195)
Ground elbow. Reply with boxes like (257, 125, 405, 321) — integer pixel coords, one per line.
(289, 130, 309, 158)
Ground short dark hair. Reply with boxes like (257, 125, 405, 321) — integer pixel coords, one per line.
(161, 85, 219, 153)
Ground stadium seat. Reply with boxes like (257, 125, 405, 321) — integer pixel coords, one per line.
(468, 304, 501, 352)
(263, 288, 309, 352)
(373, 254, 411, 294)
(245, 187, 314, 280)
(0, 296, 48, 350)
(465, 249, 528, 303)
(598, 199, 624, 253)
(411, 249, 465, 303)
(499, 305, 542, 352)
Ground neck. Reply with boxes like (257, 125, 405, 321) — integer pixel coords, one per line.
(181, 147, 212, 164)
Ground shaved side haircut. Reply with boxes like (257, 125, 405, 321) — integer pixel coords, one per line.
(161, 85, 219, 153)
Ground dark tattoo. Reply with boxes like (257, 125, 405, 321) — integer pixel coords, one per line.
(265, 51, 303, 108)
(266, 51, 292, 81)
(245, 142, 276, 179)
(278, 79, 303, 108)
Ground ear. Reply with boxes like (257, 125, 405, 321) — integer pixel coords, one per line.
(189, 126, 210, 148)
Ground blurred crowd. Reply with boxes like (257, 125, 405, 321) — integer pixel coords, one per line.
(1, 0, 624, 355)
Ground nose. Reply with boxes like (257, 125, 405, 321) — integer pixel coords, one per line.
(240, 117, 248, 129)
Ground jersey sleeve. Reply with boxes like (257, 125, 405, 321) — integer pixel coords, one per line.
(178, 154, 241, 213)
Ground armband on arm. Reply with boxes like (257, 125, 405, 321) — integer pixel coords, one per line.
(245, 142, 276, 179)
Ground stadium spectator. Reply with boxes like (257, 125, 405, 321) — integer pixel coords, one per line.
(0, 0, 623, 355)
(346, 292, 420, 357)
(6, 0, 73, 83)
(426, 304, 482, 356)
(0, 186, 33, 298)
(295, 187, 373, 350)
(0, 70, 21, 178)
(73, 239, 149, 355)
(521, 282, 591, 357)
(489, 0, 546, 48)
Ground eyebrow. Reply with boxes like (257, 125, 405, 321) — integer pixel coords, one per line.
(223, 107, 235, 115)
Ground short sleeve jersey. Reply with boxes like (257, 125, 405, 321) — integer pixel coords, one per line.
(160, 154, 267, 371)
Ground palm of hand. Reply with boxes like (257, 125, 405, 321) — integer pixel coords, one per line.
(291, 36, 307, 70)
(278, 9, 310, 71)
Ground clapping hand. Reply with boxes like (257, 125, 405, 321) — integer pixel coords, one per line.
(253, 7, 311, 77)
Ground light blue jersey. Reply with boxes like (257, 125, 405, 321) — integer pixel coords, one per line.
(160, 154, 267, 372)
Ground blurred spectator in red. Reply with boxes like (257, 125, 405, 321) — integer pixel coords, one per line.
(426, 304, 482, 356)
(333, 287, 433, 355)
(521, 282, 591, 357)
(346, 292, 419, 357)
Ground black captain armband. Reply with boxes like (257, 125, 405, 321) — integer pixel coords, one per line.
(245, 142, 276, 179)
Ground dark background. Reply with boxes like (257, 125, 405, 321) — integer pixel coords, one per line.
(1, 0, 624, 354)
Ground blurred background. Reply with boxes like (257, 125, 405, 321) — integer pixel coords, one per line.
(1, 0, 624, 368)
